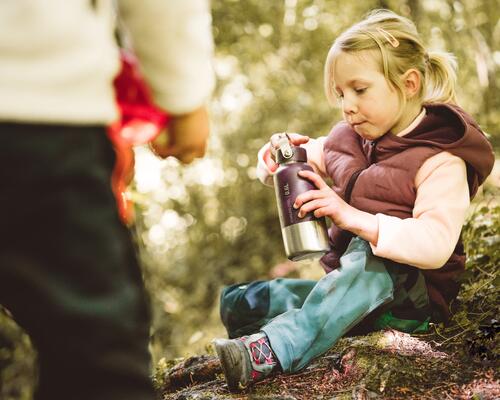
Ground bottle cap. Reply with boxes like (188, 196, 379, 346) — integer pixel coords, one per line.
(276, 145, 307, 164)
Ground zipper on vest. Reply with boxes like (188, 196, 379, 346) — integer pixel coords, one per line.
(369, 138, 379, 164)
(345, 169, 363, 204)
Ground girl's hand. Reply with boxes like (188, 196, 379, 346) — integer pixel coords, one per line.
(293, 170, 349, 227)
(295, 169, 380, 244)
(269, 132, 309, 158)
(264, 132, 310, 171)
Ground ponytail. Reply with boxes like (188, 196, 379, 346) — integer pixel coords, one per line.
(424, 51, 458, 105)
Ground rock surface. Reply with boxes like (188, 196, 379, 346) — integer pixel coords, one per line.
(154, 329, 499, 400)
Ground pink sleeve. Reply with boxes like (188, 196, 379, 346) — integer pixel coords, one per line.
(370, 152, 470, 269)
(256, 137, 327, 186)
(256, 143, 275, 186)
(301, 137, 328, 177)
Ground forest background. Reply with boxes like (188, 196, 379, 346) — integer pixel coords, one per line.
(1, 0, 498, 398)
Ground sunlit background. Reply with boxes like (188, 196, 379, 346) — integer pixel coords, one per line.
(1, 1, 498, 398)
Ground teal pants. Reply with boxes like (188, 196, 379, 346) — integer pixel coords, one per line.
(220, 238, 432, 373)
(262, 238, 393, 372)
(220, 238, 394, 373)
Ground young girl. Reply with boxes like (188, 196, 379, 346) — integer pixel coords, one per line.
(213, 9, 494, 390)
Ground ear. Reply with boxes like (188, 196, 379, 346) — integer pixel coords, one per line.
(401, 69, 421, 98)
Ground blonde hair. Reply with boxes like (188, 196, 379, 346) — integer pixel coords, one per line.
(324, 9, 458, 108)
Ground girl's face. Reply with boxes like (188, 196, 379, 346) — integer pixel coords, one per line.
(332, 50, 404, 140)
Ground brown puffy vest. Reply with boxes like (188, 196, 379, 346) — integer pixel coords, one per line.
(320, 103, 494, 320)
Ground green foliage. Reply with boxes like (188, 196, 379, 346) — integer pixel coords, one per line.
(0, 308, 36, 400)
(444, 198, 500, 359)
(463, 204, 499, 277)
(1, 1, 499, 397)
(460, 201, 499, 313)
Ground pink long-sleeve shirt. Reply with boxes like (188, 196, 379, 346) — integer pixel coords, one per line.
(257, 109, 470, 270)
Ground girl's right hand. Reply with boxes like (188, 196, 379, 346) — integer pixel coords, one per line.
(269, 132, 310, 158)
(264, 132, 310, 171)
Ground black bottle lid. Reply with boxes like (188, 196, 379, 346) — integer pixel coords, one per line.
(276, 146, 307, 164)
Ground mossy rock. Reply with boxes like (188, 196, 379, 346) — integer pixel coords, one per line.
(156, 330, 499, 399)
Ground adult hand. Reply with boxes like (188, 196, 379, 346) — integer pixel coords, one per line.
(151, 105, 210, 164)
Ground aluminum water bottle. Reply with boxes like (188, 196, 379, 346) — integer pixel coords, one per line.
(273, 138, 330, 261)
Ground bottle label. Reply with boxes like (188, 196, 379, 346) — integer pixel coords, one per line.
(274, 163, 319, 228)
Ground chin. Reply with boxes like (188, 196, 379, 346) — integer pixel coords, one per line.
(355, 128, 383, 141)
(354, 129, 376, 140)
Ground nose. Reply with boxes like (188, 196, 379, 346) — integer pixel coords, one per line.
(342, 93, 357, 115)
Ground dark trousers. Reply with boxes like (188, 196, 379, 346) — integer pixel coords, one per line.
(0, 123, 155, 400)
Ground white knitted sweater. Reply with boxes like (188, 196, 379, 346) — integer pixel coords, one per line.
(0, 0, 215, 124)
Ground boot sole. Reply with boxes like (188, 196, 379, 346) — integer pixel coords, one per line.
(213, 338, 251, 391)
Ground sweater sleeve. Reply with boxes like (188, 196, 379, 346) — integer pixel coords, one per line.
(256, 136, 328, 186)
(370, 152, 470, 269)
(117, 0, 215, 114)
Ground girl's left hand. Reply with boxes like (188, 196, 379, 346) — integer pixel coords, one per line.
(293, 170, 350, 228)
(294, 170, 380, 244)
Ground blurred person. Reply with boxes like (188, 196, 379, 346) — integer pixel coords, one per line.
(0, 1, 215, 400)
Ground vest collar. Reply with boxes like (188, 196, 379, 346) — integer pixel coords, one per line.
(395, 108, 426, 137)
